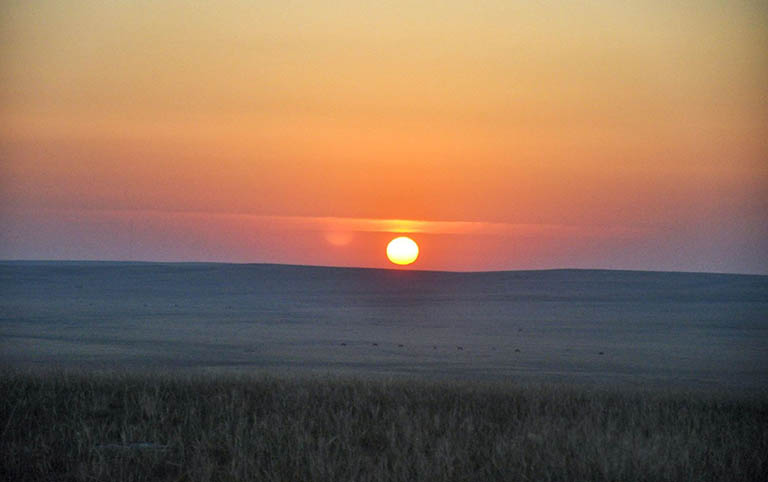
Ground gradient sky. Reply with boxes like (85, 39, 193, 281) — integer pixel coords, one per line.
(1, 0, 767, 273)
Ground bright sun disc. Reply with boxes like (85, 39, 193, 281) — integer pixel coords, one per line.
(386, 236, 419, 265)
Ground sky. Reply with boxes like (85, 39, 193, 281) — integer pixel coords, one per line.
(1, 0, 767, 273)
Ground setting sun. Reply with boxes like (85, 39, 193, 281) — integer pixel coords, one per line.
(386, 236, 419, 266)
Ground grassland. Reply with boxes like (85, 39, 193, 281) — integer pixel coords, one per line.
(1, 370, 766, 482)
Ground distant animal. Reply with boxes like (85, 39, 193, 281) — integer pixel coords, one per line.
(514, 348, 520, 353)
(598, 351, 604, 355)
(456, 346, 463, 351)
(398, 344, 404, 348)
(340, 342, 346, 346)
(372, 343, 378, 346)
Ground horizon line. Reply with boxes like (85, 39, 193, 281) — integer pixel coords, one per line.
(2, 258, 765, 278)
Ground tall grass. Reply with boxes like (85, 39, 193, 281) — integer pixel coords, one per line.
(1, 370, 766, 481)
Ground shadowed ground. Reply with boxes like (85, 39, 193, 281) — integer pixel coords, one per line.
(1, 261, 767, 389)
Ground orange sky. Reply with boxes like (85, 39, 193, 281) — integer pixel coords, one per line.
(1, 1, 767, 272)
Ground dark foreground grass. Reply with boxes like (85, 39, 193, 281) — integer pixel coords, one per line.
(1, 370, 766, 482)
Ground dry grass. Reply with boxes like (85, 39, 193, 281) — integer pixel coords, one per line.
(1, 369, 766, 481)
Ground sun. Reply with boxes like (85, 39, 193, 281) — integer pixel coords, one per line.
(386, 236, 419, 265)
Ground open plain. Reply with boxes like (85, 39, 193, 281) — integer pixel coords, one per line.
(1, 262, 767, 480)
(1, 261, 767, 388)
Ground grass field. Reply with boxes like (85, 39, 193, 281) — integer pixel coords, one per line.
(1, 370, 766, 481)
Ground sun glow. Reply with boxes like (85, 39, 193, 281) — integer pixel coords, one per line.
(386, 236, 419, 266)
